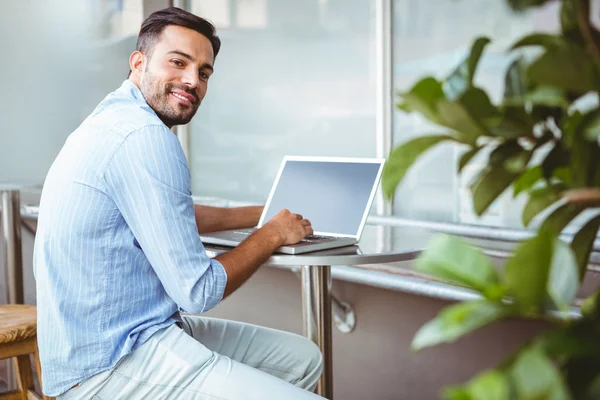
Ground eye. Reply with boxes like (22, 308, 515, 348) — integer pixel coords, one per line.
(199, 71, 210, 81)
(171, 59, 184, 67)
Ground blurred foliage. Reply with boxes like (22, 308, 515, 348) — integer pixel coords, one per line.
(383, 0, 600, 398)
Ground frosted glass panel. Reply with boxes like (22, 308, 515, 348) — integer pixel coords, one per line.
(391, 0, 560, 227)
(0, 0, 141, 187)
(188, 0, 377, 204)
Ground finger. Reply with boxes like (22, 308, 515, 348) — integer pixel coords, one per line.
(305, 225, 314, 235)
(296, 214, 303, 220)
(301, 219, 311, 226)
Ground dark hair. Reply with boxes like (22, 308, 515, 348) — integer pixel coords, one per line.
(135, 7, 220, 61)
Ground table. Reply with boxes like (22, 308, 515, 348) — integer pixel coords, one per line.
(204, 225, 435, 399)
(12, 199, 435, 399)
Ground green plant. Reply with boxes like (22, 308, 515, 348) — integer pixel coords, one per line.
(382, 1, 600, 398)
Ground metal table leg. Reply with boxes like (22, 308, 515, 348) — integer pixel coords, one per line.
(1, 189, 24, 304)
(301, 265, 333, 399)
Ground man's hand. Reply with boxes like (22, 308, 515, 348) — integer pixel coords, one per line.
(215, 208, 312, 298)
(262, 209, 313, 246)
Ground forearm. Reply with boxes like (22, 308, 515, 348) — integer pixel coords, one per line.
(194, 205, 263, 233)
(215, 226, 282, 298)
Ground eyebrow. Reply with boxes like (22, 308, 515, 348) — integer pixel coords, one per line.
(166, 50, 214, 72)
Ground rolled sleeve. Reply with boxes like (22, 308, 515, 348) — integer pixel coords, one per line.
(103, 125, 227, 313)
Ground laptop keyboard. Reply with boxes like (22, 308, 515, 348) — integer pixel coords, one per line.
(233, 228, 257, 236)
(232, 229, 336, 243)
(302, 234, 336, 242)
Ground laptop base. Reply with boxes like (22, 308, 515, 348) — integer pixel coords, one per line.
(200, 230, 357, 254)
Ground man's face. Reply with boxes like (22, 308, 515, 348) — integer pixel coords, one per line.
(133, 25, 215, 127)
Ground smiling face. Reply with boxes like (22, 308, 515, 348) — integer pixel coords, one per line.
(129, 25, 215, 128)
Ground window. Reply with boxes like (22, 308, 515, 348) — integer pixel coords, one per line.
(391, 0, 560, 228)
(188, 0, 377, 204)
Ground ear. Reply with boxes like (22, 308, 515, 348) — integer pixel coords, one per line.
(129, 51, 145, 79)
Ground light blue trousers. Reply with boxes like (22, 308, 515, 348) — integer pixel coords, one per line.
(58, 315, 325, 399)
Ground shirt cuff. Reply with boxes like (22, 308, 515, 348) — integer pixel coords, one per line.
(208, 258, 228, 307)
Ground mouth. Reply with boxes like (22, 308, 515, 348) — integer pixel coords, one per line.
(170, 91, 196, 106)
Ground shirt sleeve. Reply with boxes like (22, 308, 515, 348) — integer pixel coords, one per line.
(103, 125, 227, 314)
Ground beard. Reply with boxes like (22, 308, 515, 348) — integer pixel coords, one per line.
(140, 69, 200, 127)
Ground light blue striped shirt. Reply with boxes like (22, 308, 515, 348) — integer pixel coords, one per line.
(33, 80, 227, 396)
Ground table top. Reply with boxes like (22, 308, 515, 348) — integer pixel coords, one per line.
(20, 205, 436, 265)
(204, 225, 435, 266)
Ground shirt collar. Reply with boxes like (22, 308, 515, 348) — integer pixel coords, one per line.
(118, 79, 147, 104)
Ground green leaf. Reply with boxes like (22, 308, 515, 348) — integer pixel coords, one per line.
(411, 301, 506, 351)
(492, 58, 538, 137)
(581, 373, 600, 400)
(513, 166, 543, 197)
(536, 327, 600, 359)
(443, 388, 472, 400)
(564, 358, 600, 400)
(507, 0, 556, 12)
(467, 38, 491, 85)
(504, 57, 528, 100)
(438, 100, 486, 144)
(443, 370, 510, 400)
(460, 87, 498, 119)
(547, 239, 579, 310)
(489, 140, 523, 166)
(444, 63, 470, 103)
(504, 230, 554, 310)
(503, 84, 567, 124)
(522, 185, 562, 226)
(540, 203, 586, 234)
(511, 347, 571, 400)
(500, 54, 540, 132)
(486, 109, 534, 139)
(458, 146, 482, 173)
(580, 291, 600, 318)
(541, 141, 571, 180)
(415, 235, 503, 299)
(528, 46, 600, 94)
(562, 111, 585, 145)
(382, 135, 452, 199)
(570, 130, 600, 187)
(505, 151, 531, 173)
(471, 166, 519, 216)
(527, 86, 569, 108)
(571, 215, 600, 281)
(397, 77, 445, 124)
(583, 113, 600, 141)
(510, 33, 565, 50)
(445, 37, 491, 101)
(560, 0, 584, 44)
(553, 167, 574, 186)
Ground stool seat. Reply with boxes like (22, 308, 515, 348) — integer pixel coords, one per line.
(0, 304, 52, 400)
(0, 305, 37, 344)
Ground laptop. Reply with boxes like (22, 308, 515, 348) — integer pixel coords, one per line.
(199, 156, 385, 254)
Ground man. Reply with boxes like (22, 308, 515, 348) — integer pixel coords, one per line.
(34, 7, 324, 399)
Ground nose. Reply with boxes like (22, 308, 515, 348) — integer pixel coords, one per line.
(181, 67, 199, 90)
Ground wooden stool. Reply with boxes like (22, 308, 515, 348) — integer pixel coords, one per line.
(0, 305, 51, 400)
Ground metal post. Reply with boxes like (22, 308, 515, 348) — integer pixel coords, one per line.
(172, 0, 191, 161)
(1, 188, 23, 392)
(301, 265, 333, 399)
(1, 189, 24, 305)
(374, 0, 393, 217)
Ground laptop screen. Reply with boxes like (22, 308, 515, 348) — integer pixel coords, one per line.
(259, 158, 384, 237)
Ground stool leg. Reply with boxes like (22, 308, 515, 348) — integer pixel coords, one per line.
(13, 355, 33, 400)
(33, 349, 52, 400)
